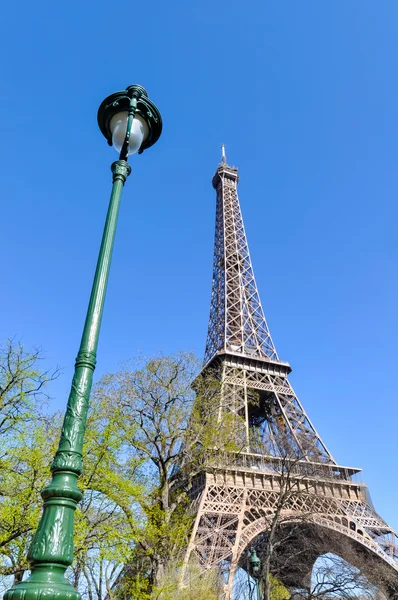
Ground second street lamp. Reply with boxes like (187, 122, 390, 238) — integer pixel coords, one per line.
(249, 548, 262, 600)
(5, 84, 162, 600)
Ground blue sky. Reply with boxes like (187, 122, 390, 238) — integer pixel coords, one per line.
(1, 1, 398, 533)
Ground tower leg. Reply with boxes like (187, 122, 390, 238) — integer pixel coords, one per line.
(182, 478, 250, 599)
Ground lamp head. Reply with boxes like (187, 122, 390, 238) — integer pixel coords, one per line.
(97, 84, 162, 155)
(249, 548, 261, 578)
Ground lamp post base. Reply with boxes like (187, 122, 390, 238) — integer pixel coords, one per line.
(5, 565, 80, 600)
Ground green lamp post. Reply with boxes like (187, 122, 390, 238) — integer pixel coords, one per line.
(249, 548, 262, 600)
(5, 84, 162, 600)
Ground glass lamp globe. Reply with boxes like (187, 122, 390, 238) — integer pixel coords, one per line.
(110, 112, 149, 155)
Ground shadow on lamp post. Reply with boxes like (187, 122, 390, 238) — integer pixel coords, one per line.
(5, 84, 162, 600)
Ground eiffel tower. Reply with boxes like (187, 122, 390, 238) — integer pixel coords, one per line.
(183, 148, 398, 598)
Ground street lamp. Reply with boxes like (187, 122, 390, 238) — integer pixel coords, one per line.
(5, 84, 162, 600)
(249, 548, 262, 600)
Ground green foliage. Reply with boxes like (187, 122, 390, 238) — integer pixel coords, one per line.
(66, 394, 144, 595)
(0, 418, 59, 582)
(0, 341, 143, 596)
(90, 351, 240, 594)
(269, 574, 290, 600)
(0, 341, 59, 587)
(0, 349, 209, 598)
(153, 562, 223, 600)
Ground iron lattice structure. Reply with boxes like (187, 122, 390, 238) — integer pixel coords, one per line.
(183, 152, 398, 598)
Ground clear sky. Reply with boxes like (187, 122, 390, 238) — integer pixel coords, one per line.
(1, 1, 398, 533)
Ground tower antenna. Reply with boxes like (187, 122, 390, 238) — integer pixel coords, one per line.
(221, 144, 226, 164)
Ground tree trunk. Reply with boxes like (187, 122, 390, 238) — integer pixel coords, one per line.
(13, 570, 24, 585)
(262, 551, 272, 600)
(152, 555, 167, 590)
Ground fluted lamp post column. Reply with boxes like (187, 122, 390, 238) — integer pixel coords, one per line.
(5, 84, 162, 600)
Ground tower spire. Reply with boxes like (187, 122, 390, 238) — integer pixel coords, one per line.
(221, 143, 226, 163)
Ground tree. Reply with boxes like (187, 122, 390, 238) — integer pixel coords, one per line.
(1, 350, 210, 600)
(68, 394, 143, 600)
(302, 554, 379, 599)
(0, 339, 58, 437)
(0, 340, 144, 599)
(289, 545, 390, 600)
(0, 373, 144, 600)
(91, 352, 239, 597)
(0, 416, 59, 591)
(154, 561, 223, 600)
(0, 340, 59, 592)
(90, 352, 200, 592)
